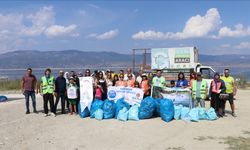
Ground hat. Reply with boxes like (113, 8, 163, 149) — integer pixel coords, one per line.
(69, 77, 75, 80)
(142, 73, 147, 77)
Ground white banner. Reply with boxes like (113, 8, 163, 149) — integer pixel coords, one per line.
(160, 87, 192, 107)
(107, 86, 144, 106)
(79, 77, 93, 112)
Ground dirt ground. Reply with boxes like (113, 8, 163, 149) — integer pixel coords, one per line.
(0, 90, 249, 150)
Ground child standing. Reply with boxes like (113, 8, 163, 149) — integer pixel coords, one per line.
(67, 77, 78, 115)
(95, 81, 103, 100)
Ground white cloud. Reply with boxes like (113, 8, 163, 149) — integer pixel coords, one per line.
(235, 42, 250, 49)
(0, 5, 79, 51)
(45, 24, 77, 38)
(220, 42, 250, 50)
(132, 8, 221, 40)
(88, 4, 100, 9)
(89, 29, 119, 40)
(218, 24, 250, 38)
(21, 6, 55, 36)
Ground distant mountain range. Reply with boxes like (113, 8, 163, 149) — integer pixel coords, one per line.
(0, 50, 250, 70)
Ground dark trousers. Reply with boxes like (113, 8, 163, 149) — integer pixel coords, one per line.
(24, 91, 36, 112)
(211, 93, 225, 114)
(152, 86, 163, 99)
(43, 93, 55, 114)
(54, 93, 66, 114)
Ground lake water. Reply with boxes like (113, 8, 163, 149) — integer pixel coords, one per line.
(0, 67, 249, 81)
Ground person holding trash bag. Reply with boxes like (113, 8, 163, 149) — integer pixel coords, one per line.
(152, 69, 165, 99)
(209, 72, 226, 117)
(221, 68, 237, 117)
(191, 72, 208, 108)
(40, 68, 56, 117)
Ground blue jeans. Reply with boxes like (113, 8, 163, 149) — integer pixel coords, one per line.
(24, 91, 36, 112)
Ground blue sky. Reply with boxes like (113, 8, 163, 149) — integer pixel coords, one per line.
(0, 1, 250, 55)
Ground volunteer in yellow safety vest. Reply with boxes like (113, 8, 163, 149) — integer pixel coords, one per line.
(152, 69, 165, 99)
(221, 68, 237, 117)
(40, 68, 56, 117)
(191, 72, 208, 108)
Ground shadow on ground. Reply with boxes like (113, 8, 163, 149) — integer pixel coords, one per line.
(194, 131, 250, 150)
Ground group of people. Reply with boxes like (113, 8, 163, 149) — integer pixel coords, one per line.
(21, 67, 237, 118)
(190, 69, 236, 117)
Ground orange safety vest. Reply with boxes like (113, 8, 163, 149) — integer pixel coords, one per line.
(127, 79, 135, 87)
(211, 80, 221, 93)
(141, 80, 149, 95)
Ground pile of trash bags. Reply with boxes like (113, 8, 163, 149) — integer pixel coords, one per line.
(174, 105, 218, 121)
(0, 96, 8, 102)
(78, 97, 217, 122)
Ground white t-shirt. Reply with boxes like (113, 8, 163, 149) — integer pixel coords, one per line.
(67, 85, 77, 99)
(124, 73, 135, 81)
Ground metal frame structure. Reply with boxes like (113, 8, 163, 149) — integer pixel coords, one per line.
(132, 48, 151, 72)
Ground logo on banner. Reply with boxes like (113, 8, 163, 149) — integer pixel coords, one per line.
(108, 90, 116, 98)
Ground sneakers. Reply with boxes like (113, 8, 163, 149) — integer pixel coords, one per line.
(44, 114, 49, 117)
(26, 111, 30, 114)
(33, 110, 38, 114)
(232, 113, 237, 117)
(51, 112, 56, 117)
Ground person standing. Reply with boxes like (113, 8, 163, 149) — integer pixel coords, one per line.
(152, 69, 165, 99)
(136, 70, 143, 84)
(124, 67, 135, 81)
(112, 74, 119, 86)
(127, 74, 135, 88)
(115, 74, 128, 87)
(140, 74, 149, 98)
(191, 72, 208, 108)
(106, 72, 113, 87)
(209, 72, 226, 117)
(176, 72, 188, 88)
(40, 68, 56, 117)
(67, 77, 78, 115)
(21, 68, 38, 114)
(97, 71, 107, 100)
(221, 68, 237, 117)
(54, 70, 67, 114)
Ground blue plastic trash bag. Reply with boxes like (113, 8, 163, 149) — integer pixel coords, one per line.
(174, 105, 183, 120)
(90, 99, 104, 118)
(198, 108, 208, 120)
(160, 99, 174, 122)
(154, 98, 162, 117)
(95, 109, 104, 120)
(103, 100, 115, 119)
(117, 107, 128, 121)
(181, 107, 190, 119)
(115, 98, 130, 118)
(128, 105, 139, 121)
(0, 96, 7, 102)
(206, 108, 218, 120)
(139, 97, 156, 119)
(188, 108, 199, 122)
(78, 103, 90, 118)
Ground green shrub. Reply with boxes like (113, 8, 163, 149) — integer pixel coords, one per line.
(0, 80, 21, 91)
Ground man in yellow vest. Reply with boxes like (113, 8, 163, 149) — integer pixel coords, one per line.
(40, 68, 56, 117)
(152, 69, 165, 99)
(221, 68, 237, 117)
(191, 72, 208, 108)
